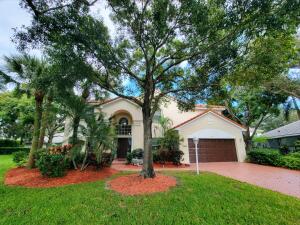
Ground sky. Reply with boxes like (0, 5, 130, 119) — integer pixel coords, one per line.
(0, 0, 299, 83)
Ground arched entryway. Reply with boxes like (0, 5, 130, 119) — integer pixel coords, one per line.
(110, 110, 133, 159)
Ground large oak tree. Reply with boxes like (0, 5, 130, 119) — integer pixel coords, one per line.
(16, 0, 299, 177)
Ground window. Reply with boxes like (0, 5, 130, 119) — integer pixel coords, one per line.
(119, 117, 129, 126)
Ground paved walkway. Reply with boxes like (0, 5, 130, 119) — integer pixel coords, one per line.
(111, 161, 300, 198)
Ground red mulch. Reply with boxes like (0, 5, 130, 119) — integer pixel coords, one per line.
(107, 173, 177, 195)
(116, 163, 190, 170)
(5, 167, 119, 188)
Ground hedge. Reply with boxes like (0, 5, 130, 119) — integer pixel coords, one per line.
(0, 147, 30, 155)
(0, 139, 20, 147)
(248, 148, 300, 170)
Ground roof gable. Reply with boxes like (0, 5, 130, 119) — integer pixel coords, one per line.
(173, 110, 246, 131)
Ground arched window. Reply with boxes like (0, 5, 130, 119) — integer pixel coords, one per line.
(119, 117, 129, 126)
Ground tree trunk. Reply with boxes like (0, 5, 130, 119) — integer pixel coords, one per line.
(38, 95, 52, 148)
(244, 127, 252, 152)
(71, 115, 80, 144)
(140, 106, 155, 178)
(27, 91, 44, 168)
(46, 131, 55, 148)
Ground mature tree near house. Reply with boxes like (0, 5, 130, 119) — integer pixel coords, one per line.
(16, 0, 300, 177)
(210, 85, 288, 151)
(0, 55, 52, 167)
(0, 91, 35, 143)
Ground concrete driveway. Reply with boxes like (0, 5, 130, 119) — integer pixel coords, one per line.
(194, 162, 300, 199)
(112, 161, 300, 198)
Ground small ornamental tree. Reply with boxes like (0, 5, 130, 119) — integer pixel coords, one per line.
(16, 0, 299, 177)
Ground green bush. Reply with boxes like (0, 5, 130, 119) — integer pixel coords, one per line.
(289, 152, 300, 159)
(279, 155, 300, 170)
(247, 149, 281, 166)
(126, 152, 133, 164)
(279, 145, 290, 155)
(248, 148, 300, 170)
(0, 139, 20, 147)
(101, 152, 114, 167)
(12, 151, 28, 166)
(36, 153, 67, 177)
(131, 149, 144, 159)
(0, 147, 30, 155)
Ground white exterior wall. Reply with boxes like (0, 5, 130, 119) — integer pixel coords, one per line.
(96, 98, 144, 150)
(176, 112, 246, 164)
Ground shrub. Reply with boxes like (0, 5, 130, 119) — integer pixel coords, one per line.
(126, 152, 133, 164)
(294, 140, 300, 152)
(12, 151, 28, 166)
(289, 152, 300, 159)
(159, 130, 182, 151)
(279, 155, 300, 170)
(36, 153, 67, 177)
(279, 145, 290, 155)
(247, 148, 281, 166)
(100, 152, 114, 167)
(0, 147, 30, 155)
(49, 144, 73, 155)
(131, 149, 144, 159)
(0, 139, 20, 147)
(152, 150, 160, 163)
(169, 150, 184, 165)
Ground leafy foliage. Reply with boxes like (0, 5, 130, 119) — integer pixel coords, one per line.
(248, 148, 300, 170)
(80, 111, 116, 170)
(36, 153, 67, 177)
(14, 0, 300, 177)
(12, 151, 28, 167)
(0, 147, 30, 155)
(0, 92, 35, 142)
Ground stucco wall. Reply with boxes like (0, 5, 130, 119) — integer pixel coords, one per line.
(160, 100, 224, 127)
(176, 112, 246, 164)
(97, 98, 144, 150)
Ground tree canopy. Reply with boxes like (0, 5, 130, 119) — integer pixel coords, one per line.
(13, 0, 300, 177)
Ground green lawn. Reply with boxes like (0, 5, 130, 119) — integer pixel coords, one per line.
(0, 155, 299, 225)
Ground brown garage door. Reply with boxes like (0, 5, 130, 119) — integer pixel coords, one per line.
(188, 139, 237, 163)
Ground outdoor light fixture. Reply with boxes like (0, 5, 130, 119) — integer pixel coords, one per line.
(193, 137, 200, 175)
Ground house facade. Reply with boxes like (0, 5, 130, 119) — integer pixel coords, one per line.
(63, 97, 247, 164)
(264, 120, 300, 150)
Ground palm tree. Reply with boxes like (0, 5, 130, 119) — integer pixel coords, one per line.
(0, 55, 51, 168)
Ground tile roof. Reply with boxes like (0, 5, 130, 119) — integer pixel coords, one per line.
(264, 120, 300, 139)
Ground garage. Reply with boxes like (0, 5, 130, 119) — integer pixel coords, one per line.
(188, 138, 238, 162)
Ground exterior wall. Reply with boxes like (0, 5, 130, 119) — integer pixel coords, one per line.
(176, 112, 246, 164)
(160, 100, 224, 127)
(96, 98, 144, 150)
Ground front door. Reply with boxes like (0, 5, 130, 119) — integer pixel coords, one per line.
(117, 138, 131, 158)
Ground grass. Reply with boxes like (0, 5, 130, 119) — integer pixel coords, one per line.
(0, 155, 299, 225)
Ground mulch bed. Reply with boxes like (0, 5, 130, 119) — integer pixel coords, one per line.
(5, 167, 119, 188)
(107, 173, 177, 195)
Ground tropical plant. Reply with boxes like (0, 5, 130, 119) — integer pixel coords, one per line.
(80, 111, 116, 170)
(0, 55, 52, 168)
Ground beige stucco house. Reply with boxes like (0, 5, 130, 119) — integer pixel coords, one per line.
(63, 97, 246, 164)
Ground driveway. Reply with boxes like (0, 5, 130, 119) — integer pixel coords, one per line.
(194, 162, 300, 198)
(112, 161, 300, 198)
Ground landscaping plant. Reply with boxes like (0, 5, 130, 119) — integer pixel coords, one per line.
(36, 152, 67, 177)
(248, 148, 300, 170)
(12, 151, 28, 167)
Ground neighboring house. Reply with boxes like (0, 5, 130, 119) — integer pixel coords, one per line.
(264, 120, 300, 150)
(63, 97, 247, 164)
(44, 132, 64, 146)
